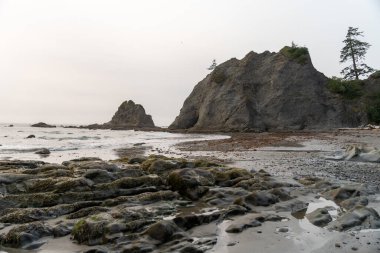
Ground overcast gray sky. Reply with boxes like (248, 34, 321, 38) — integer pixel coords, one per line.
(0, 0, 379, 126)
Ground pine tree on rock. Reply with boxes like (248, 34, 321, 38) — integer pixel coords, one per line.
(340, 27, 375, 80)
(208, 59, 217, 70)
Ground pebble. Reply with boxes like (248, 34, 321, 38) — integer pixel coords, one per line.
(277, 227, 289, 233)
(335, 243, 341, 248)
(352, 246, 358, 251)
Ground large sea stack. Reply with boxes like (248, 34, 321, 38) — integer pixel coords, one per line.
(170, 46, 368, 132)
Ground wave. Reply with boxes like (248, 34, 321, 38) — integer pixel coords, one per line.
(38, 136, 102, 141)
(0, 146, 79, 153)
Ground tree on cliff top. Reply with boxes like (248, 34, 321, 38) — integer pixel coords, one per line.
(340, 27, 375, 80)
(208, 59, 217, 70)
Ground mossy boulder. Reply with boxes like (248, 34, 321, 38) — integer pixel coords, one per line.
(84, 169, 116, 184)
(168, 169, 215, 200)
(340, 196, 368, 210)
(0, 201, 102, 224)
(144, 220, 183, 244)
(207, 167, 251, 186)
(269, 187, 292, 201)
(66, 206, 110, 219)
(204, 187, 251, 206)
(71, 214, 112, 245)
(102, 190, 178, 207)
(193, 159, 221, 168)
(1, 222, 53, 248)
(128, 157, 147, 164)
(323, 186, 362, 204)
(111, 157, 129, 164)
(0, 192, 60, 208)
(65, 160, 119, 174)
(141, 159, 188, 180)
(54, 177, 93, 193)
(238, 191, 279, 207)
(95, 175, 162, 191)
(6, 178, 58, 194)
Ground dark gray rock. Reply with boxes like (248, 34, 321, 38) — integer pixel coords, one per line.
(168, 168, 215, 200)
(34, 148, 50, 155)
(329, 206, 380, 231)
(106, 100, 155, 128)
(173, 212, 222, 230)
(145, 159, 181, 176)
(128, 157, 147, 164)
(144, 220, 182, 244)
(0, 222, 53, 248)
(225, 219, 261, 233)
(0, 160, 45, 169)
(26, 135, 35, 139)
(205, 187, 251, 206)
(31, 122, 56, 128)
(241, 190, 279, 207)
(83, 249, 108, 253)
(225, 213, 282, 234)
(169, 48, 366, 132)
(323, 186, 364, 203)
(275, 199, 309, 218)
(52, 223, 72, 237)
(306, 208, 332, 227)
(277, 227, 289, 233)
(84, 169, 116, 184)
(340, 197, 369, 210)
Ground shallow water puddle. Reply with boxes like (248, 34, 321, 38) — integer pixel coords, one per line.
(306, 197, 340, 217)
(278, 197, 341, 251)
(296, 197, 340, 229)
(209, 220, 231, 253)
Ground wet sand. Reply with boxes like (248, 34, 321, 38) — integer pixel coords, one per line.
(174, 129, 380, 253)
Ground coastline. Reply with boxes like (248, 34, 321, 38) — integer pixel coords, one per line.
(0, 128, 379, 252)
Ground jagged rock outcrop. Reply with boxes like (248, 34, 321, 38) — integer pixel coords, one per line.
(170, 47, 367, 132)
(85, 100, 155, 130)
(104, 100, 155, 129)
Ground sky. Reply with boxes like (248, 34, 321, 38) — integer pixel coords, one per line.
(0, 0, 379, 126)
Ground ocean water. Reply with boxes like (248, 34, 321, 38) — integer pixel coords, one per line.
(0, 124, 228, 163)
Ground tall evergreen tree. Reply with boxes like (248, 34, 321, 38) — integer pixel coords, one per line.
(340, 27, 375, 80)
(208, 59, 217, 70)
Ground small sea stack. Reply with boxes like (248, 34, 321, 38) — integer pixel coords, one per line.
(31, 122, 56, 128)
(87, 100, 156, 130)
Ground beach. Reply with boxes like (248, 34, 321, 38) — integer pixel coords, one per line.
(0, 126, 379, 252)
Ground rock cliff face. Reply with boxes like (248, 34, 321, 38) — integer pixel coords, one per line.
(170, 47, 365, 131)
(105, 100, 155, 129)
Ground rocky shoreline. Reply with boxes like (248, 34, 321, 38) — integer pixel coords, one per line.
(0, 150, 379, 252)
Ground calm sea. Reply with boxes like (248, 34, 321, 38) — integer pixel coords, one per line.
(0, 124, 228, 163)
